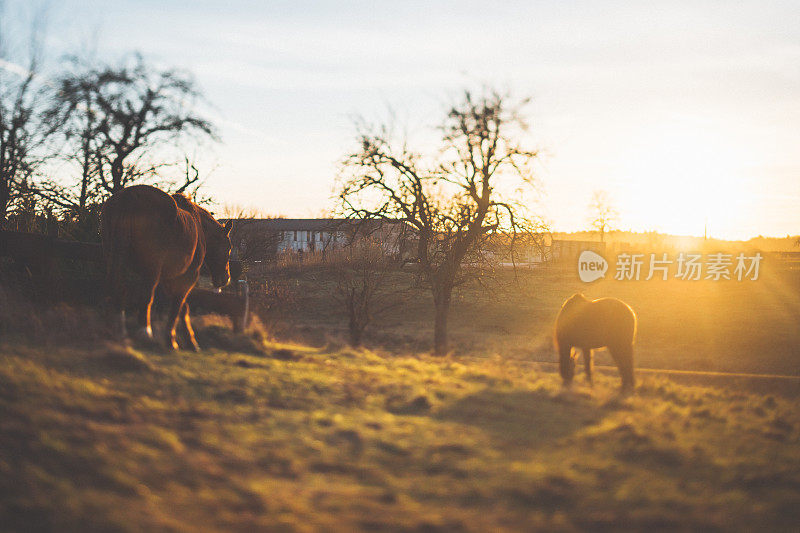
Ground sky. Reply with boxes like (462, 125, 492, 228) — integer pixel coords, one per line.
(5, 0, 800, 239)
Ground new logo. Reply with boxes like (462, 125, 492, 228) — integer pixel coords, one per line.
(578, 250, 608, 282)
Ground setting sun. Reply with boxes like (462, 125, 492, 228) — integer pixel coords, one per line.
(617, 119, 758, 239)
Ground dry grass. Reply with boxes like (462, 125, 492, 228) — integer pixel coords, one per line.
(0, 267, 799, 530)
(0, 282, 111, 345)
(280, 265, 800, 376)
(0, 331, 798, 531)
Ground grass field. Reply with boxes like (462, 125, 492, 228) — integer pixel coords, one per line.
(0, 265, 799, 531)
(280, 264, 800, 376)
(0, 334, 798, 531)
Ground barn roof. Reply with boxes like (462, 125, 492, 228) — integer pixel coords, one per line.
(220, 218, 404, 232)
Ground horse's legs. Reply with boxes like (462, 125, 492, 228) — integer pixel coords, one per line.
(105, 259, 127, 339)
(610, 343, 635, 393)
(111, 281, 127, 339)
(583, 347, 594, 386)
(164, 294, 187, 351)
(136, 273, 160, 341)
(179, 302, 200, 352)
(558, 344, 575, 387)
(161, 274, 198, 351)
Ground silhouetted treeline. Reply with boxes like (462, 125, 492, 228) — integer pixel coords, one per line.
(0, 4, 217, 239)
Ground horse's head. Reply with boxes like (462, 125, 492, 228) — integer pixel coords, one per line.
(561, 293, 589, 312)
(204, 218, 234, 289)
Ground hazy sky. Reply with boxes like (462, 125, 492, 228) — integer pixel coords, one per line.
(7, 0, 800, 238)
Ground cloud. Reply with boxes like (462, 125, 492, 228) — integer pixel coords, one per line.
(0, 58, 32, 77)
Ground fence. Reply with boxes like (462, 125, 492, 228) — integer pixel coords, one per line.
(0, 230, 249, 330)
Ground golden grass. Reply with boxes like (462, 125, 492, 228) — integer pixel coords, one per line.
(1, 266, 798, 530)
(281, 266, 800, 375)
(0, 333, 797, 531)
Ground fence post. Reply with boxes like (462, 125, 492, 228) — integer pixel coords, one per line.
(238, 279, 249, 332)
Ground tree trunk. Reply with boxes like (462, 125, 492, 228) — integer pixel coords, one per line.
(432, 282, 453, 356)
(111, 156, 124, 192)
(0, 178, 9, 228)
(347, 294, 365, 348)
(348, 312, 363, 347)
(349, 325, 362, 348)
(79, 140, 90, 210)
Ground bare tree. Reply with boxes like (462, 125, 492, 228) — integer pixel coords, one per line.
(0, 1, 55, 226)
(48, 53, 217, 198)
(36, 56, 102, 213)
(329, 237, 405, 347)
(587, 190, 618, 243)
(338, 89, 541, 355)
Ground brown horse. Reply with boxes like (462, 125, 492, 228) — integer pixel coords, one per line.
(554, 293, 637, 392)
(101, 185, 232, 350)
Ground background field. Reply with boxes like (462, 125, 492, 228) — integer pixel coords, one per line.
(277, 263, 800, 376)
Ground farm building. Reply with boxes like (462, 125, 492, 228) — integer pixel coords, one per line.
(223, 217, 610, 268)
(223, 218, 414, 262)
(550, 239, 606, 263)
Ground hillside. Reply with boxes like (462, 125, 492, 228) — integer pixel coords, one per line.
(0, 331, 797, 531)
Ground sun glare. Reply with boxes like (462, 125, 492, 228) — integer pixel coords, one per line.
(618, 120, 756, 240)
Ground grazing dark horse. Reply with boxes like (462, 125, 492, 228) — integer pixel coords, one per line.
(554, 293, 637, 392)
(101, 185, 232, 350)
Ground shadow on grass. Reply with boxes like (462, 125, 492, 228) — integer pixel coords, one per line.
(436, 389, 603, 451)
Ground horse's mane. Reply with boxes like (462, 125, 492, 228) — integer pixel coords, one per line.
(172, 193, 222, 229)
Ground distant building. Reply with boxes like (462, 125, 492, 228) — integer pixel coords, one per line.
(490, 237, 606, 267)
(484, 232, 553, 266)
(223, 218, 414, 261)
(550, 239, 606, 263)
(225, 218, 609, 268)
